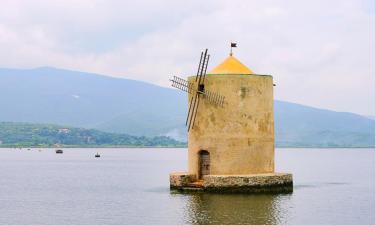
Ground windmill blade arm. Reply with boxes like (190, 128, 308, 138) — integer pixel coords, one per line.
(186, 95, 194, 126)
(170, 76, 195, 93)
(189, 94, 200, 131)
(186, 93, 200, 131)
(196, 49, 209, 85)
(202, 89, 225, 107)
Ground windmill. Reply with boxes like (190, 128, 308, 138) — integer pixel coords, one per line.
(170, 49, 225, 131)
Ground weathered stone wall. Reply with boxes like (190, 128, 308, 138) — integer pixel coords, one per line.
(170, 172, 293, 193)
(202, 173, 293, 193)
(170, 172, 196, 187)
(204, 173, 292, 187)
(188, 74, 275, 177)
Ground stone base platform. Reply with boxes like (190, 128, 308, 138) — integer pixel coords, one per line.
(170, 172, 293, 193)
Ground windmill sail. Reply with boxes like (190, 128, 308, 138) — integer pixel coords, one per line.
(169, 48, 225, 131)
(170, 75, 225, 107)
(186, 49, 209, 131)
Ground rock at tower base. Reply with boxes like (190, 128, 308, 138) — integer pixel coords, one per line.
(170, 172, 293, 193)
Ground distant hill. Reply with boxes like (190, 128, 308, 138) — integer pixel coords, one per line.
(274, 102, 375, 147)
(0, 122, 184, 147)
(1, 67, 374, 147)
(0, 67, 186, 140)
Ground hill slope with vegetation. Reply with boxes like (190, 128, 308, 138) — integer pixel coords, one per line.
(275, 101, 375, 147)
(1, 67, 375, 147)
(0, 122, 184, 147)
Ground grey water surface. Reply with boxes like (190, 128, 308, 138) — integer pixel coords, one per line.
(0, 148, 374, 225)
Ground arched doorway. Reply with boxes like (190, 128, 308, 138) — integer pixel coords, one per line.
(198, 150, 210, 179)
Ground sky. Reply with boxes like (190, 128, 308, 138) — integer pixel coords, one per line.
(0, 0, 375, 115)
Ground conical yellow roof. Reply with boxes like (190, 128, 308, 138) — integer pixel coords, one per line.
(208, 55, 254, 75)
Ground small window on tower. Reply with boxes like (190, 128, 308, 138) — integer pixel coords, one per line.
(198, 84, 205, 92)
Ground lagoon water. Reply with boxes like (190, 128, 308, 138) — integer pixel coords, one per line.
(0, 148, 374, 225)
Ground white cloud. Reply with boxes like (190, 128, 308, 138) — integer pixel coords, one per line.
(0, 0, 374, 115)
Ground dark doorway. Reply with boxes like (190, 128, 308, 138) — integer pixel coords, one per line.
(199, 150, 210, 179)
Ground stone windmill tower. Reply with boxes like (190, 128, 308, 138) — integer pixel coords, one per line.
(170, 45, 293, 193)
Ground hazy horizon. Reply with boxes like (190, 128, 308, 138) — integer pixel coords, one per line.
(1, 0, 375, 115)
(1, 66, 373, 118)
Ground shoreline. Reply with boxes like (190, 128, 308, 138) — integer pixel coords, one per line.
(1, 146, 375, 149)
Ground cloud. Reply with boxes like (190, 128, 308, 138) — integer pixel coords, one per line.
(0, 0, 374, 115)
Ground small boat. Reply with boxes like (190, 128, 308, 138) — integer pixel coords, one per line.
(95, 153, 100, 158)
(55, 149, 63, 154)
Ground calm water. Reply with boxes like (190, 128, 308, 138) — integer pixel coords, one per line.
(0, 148, 374, 225)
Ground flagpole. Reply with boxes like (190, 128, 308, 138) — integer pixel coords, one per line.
(230, 42, 236, 56)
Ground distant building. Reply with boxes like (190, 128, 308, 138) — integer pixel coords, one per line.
(58, 128, 70, 134)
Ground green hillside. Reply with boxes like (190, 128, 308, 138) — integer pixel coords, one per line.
(0, 122, 185, 147)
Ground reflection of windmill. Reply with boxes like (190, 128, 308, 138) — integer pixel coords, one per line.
(170, 49, 225, 131)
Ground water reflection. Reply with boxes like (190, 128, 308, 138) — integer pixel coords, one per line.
(179, 193, 292, 225)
